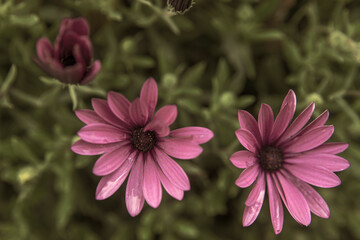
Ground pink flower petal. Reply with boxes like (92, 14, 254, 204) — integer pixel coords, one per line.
(280, 90, 297, 115)
(270, 104, 293, 143)
(107, 91, 131, 123)
(258, 104, 274, 145)
(285, 164, 341, 188)
(129, 98, 149, 127)
(71, 140, 121, 155)
(158, 138, 203, 160)
(276, 171, 311, 226)
(235, 129, 259, 153)
(238, 110, 262, 145)
(245, 171, 265, 206)
(297, 110, 329, 136)
(92, 144, 132, 176)
(154, 148, 190, 190)
(153, 105, 178, 126)
(284, 126, 334, 153)
(267, 173, 284, 235)
(144, 120, 170, 137)
(143, 153, 162, 208)
(95, 151, 136, 200)
(235, 164, 260, 188)
(230, 150, 257, 169)
(77, 123, 127, 144)
(36, 38, 54, 62)
(140, 78, 158, 119)
(126, 153, 145, 217)
(242, 174, 265, 227)
(158, 169, 184, 200)
(278, 102, 315, 145)
(290, 177, 330, 218)
(170, 127, 214, 144)
(92, 98, 127, 129)
(75, 109, 106, 124)
(81, 60, 101, 84)
(285, 153, 350, 172)
(303, 142, 349, 155)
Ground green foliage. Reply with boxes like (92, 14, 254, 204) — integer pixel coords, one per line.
(1, 0, 360, 239)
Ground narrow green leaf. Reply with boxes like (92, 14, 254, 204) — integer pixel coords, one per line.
(1, 65, 17, 93)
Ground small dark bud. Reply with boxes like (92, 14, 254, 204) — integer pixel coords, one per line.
(168, 0, 194, 14)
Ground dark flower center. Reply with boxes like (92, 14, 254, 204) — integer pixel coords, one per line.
(131, 128, 157, 152)
(257, 146, 283, 171)
(60, 55, 76, 67)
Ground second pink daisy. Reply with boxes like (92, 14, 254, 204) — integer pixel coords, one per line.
(230, 90, 350, 234)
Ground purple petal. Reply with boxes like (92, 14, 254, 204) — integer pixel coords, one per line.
(143, 153, 162, 208)
(297, 110, 329, 136)
(58, 18, 89, 37)
(73, 36, 92, 66)
(144, 120, 170, 137)
(242, 174, 265, 227)
(92, 144, 132, 176)
(278, 102, 315, 144)
(276, 171, 311, 226)
(303, 142, 349, 155)
(129, 98, 149, 127)
(126, 153, 145, 217)
(153, 105, 177, 126)
(58, 62, 85, 84)
(235, 129, 259, 153)
(258, 104, 274, 145)
(284, 126, 334, 153)
(245, 171, 265, 206)
(92, 98, 127, 129)
(140, 78, 158, 119)
(238, 110, 262, 145)
(154, 147, 190, 190)
(285, 153, 350, 172)
(75, 109, 106, 124)
(230, 150, 257, 169)
(71, 140, 121, 155)
(235, 164, 260, 188)
(36, 38, 54, 62)
(285, 164, 341, 188)
(170, 127, 214, 144)
(269, 104, 293, 143)
(107, 91, 131, 123)
(267, 173, 284, 235)
(81, 60, 101, 84)
(158, 170, 184, 200)
(293, 178, 330, 218)
(158, 138, 203, 160)
(95, 151, 136, 200)
(77, 123, 127, 144)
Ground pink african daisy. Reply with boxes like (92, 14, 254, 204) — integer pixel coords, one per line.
(230, 90, 350, 234)
(35, 18, 101, 84)
(71, 78, 213, 216)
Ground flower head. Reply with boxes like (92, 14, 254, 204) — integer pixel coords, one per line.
(35, 18, 101, 84)
(71, 78, 213, 216)
(230, 90, 350, 234)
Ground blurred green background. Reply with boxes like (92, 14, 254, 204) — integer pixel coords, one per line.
(0, 0, 359, 239)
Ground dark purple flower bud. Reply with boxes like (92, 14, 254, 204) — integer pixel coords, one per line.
(35, 18, 101, 84)
(168, 0, 194, 13)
